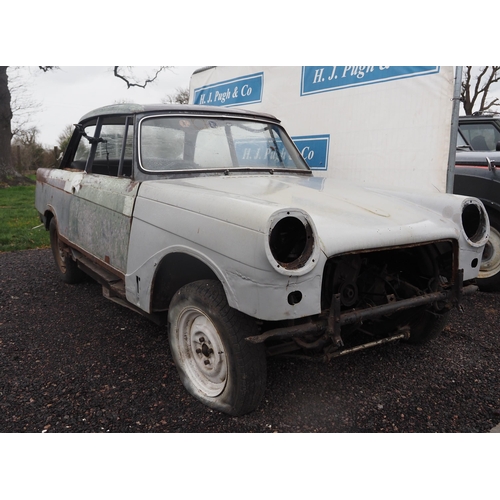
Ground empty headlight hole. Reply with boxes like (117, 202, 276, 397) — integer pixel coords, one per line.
(270, 216, 312, 269)
(462, 203, 485, 243)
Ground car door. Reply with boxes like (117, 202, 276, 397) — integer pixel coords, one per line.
(62, 115, 139, 275)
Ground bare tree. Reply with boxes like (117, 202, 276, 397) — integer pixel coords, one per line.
(0, 66, 169, 183)
(57, 124, 74, 153)
(9, 67, 42, 139)
(113, 66, 169, 89)
(163, 87, 190, 105)
(0, 66, 14, 178)
(12, 126, 46, 172)
(0, 66, 57, 180)
(461, 66, 500, 115)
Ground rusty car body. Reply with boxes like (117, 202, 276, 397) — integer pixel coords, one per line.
(35, 104, 489, 415)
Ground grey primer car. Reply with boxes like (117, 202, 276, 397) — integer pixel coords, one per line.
(36, 104, 488, 416)
(455, 115, 500, 291)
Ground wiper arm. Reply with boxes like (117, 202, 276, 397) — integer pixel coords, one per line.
(270, 133, 284, 166)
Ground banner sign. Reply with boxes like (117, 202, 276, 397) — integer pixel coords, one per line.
(292, 134, 330, 170)
(193, 72, 264, 107)
(189, 66, 455, 193)
(300, 66, 440, 95)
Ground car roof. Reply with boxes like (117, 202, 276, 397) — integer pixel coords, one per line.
(79, 103, 281, 123)
(459, 114, 500, 123)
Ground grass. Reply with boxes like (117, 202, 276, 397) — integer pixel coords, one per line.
(0, 179, 50, 252)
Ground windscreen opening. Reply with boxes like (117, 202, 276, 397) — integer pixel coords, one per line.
(139, 116, 309, 173)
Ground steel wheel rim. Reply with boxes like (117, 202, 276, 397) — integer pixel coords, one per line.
(479, 225, 500, 279)
(177, 307, 227, 397)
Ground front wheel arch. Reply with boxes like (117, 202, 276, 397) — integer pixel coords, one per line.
(150, 252, 220, 312)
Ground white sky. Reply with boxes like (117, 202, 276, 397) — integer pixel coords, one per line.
(10, 66, 201, 147)
(11, 65, 500, 148)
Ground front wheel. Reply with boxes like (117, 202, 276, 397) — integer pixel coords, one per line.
(477, 210, 500, 292)
(404, 309, 450, 345)
(168, 280, 267, 416)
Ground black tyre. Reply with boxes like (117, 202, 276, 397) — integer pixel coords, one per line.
(407, 252, 450, 345)
(477, 210, 500, 292)
(405, 310, 450, 345)
(361, 245, 451, 345)
(168, 280, 267, 416)
(49, 218, 84, 284)
(399, 246, 450, 345)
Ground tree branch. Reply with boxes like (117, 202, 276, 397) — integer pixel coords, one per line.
(461, 66, 500, 115)
(113, 66, 170, 89)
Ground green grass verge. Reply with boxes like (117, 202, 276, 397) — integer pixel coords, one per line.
(0, 183, 50, 252)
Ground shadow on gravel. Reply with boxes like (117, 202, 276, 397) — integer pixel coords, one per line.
(1, 249, 499, 432)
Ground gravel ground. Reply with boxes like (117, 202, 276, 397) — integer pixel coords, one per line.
(1, 248, 499, 433)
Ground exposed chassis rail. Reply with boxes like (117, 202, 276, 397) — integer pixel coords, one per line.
(246, 276, 477, 349)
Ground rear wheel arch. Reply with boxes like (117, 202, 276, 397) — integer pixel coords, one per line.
(49, 217, 84, 284)
(43, 208, 55, 230)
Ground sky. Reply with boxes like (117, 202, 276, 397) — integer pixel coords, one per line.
(11, 65, 500, 149)
(10, 66, 202, 147)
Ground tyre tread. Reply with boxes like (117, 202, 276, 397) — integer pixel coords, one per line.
(168, 279, 267, 416)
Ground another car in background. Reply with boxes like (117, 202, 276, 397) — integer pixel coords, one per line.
(455, 114, 500, 291)
(458, 114, 500, 152)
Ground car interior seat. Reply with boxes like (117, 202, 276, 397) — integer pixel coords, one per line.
(471, 135, 489, 151)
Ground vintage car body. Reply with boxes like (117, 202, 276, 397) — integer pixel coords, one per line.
(455, 121, 500, 291)
(36, 104, 489, 415)
(127, 176, 482, 321)
(458, 114, 500, 153)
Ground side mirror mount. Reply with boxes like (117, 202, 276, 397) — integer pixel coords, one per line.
(487, 157, 497, 172)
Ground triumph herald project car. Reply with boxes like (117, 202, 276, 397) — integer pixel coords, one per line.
(36, 104, 489, 416)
